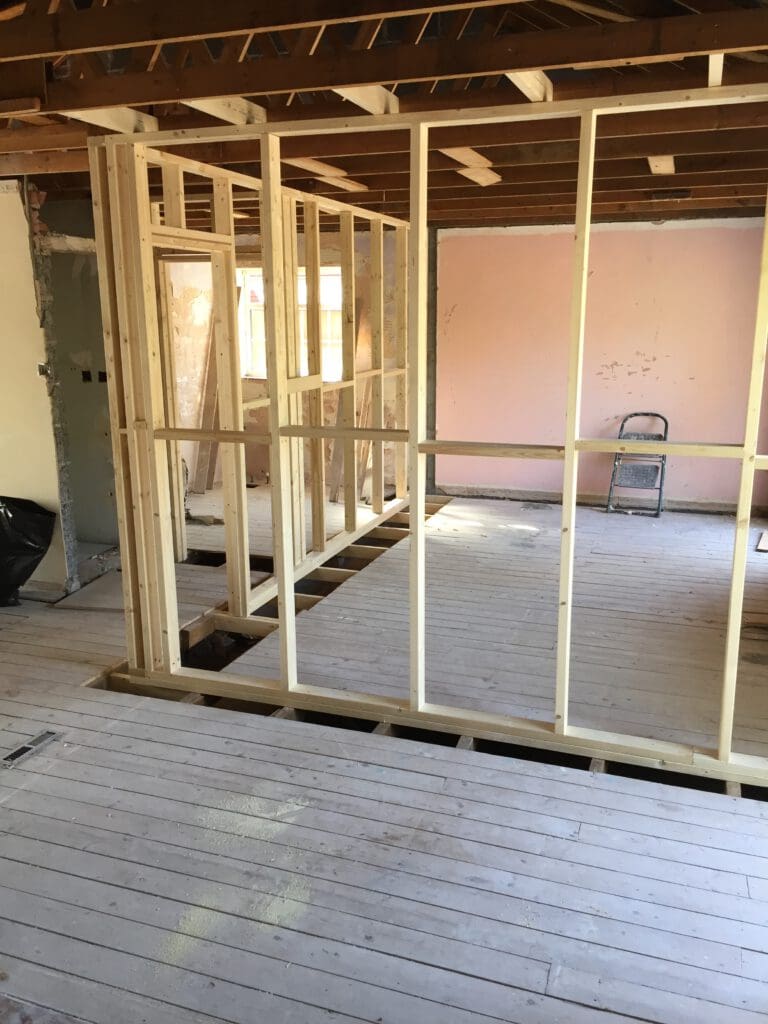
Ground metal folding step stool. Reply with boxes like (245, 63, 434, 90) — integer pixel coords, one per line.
(606, 411, 668, 517)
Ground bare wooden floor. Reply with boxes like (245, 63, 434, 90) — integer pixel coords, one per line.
(231, 498, 768, 757)
(53, 561, 270, 630)
(1, 610, 768, 1022)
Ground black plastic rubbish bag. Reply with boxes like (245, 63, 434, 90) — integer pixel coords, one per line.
(0, 497, 56, 605)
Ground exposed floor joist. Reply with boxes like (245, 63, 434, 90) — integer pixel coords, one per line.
(181, 96, 266, 125)
(64, 107, 159, 133)
(2, 6, 768, 223)
(332, 85, 400, 115)
(506, 70, 553, 103)
(0, 0, 518, 62)
(16, 11, 768, 116)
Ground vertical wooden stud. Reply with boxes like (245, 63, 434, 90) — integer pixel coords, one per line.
(191, 313, 218, 494)
(409, 124, 429, 711)
(718, 185, 768, 761)
(340, 210, 358, 532)
(161, 162, 185, 229)
(394, 225, 408, 499)
(304, 199, 326, 551)
(211, 176, 251, 618)
(371, 219, 385, 514)
(554, 110, 597, 735)
(88, 141, 144, 668)
(107, 141, 180, 673)
(283, 194, 307, 563)
(156, 258, 188, 562)
(260, 134, 298, 690)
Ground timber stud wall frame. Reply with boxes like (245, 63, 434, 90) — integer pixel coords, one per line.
(90, 81, 768, 785)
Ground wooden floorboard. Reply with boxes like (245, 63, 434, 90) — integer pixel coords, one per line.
(53, 562, 270, 629)
(1, 499, 768, 1020)
(0, 660, 765, 1019)
(230, 498, 768, 757)
(186, 484, 381, 558)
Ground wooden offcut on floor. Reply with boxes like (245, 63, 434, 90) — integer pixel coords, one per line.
(231, 497, 768, 757)
(1, 614, 768, 1022)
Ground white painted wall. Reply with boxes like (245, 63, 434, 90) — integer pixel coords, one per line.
(0, 182, 67, 590)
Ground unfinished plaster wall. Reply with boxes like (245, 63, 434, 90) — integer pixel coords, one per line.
(0, 183, 68, 590)
(436, 219, 767, 508)
(49, 249, 118, 545)
(41, 199, 119, 550)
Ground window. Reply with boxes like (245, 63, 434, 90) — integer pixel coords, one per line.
(237, 266, 344, 381)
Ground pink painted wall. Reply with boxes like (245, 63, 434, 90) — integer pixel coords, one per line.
(436, 221, 768, 506)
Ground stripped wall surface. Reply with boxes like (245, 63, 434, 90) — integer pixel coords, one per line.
(0, 182, 68, 590)
(436, 219, 768, 507)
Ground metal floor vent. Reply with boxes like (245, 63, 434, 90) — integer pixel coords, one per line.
(1, 730, 59, 769)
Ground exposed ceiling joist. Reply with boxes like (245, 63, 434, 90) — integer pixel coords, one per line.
(456, 165, 502, 186)
(7, 100, 768, 163)
(65, 107, 158, 133)
(439, 146, 492, 168)
(316, 175, 369, 192)
(282, 153, 366, 192)
(332, 85, 400, 115)
(0, 150, 90, 175)
(30, 10, 768, 114)
(0, 96, 41, 115)
(439, 144, 499, 185)
(283, 156, 351, 177)
(7, 123, 767, 180)
(182, 96, 266, 124)
(545, 0, 631, 21)
(0, 0, 518, 63)
(0, 3, 24, 21)
(506, 70, 553, 103)
(0, 123, 90, 154)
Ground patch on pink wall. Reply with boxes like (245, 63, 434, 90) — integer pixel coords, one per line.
(436, 223, 766, 505)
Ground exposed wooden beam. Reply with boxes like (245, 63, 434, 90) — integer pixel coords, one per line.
(332, 85, 400, 115)
(316, 175, 369, 192)
(709, 53, 725, 88)
(0, 0, 517, 62)
(0, 96, 40, 115)
(439, 143, 498, 185)
(276, 127, 768, 177)
(648, 155, 676, 174)
(14, 98, 768, 164)
(65, 107, 158, 133)
(182, 96, 266, 125)
(13, 134, 768, 184)
(506, 70, 553, 103)
(0, 123, 91, 153)
(421, 197, 767, 219)
(0, 150, 89, 175)
(546, 0, 631, 20)
(28, 11, 768, 113)
(277, 102, 768, 156)
(332, 187, 768, 215)
(455, 165, 502, 186)
(283, 156, 350, 177)
(0, 3, 25, 22)
(439, 146, 492, 168)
